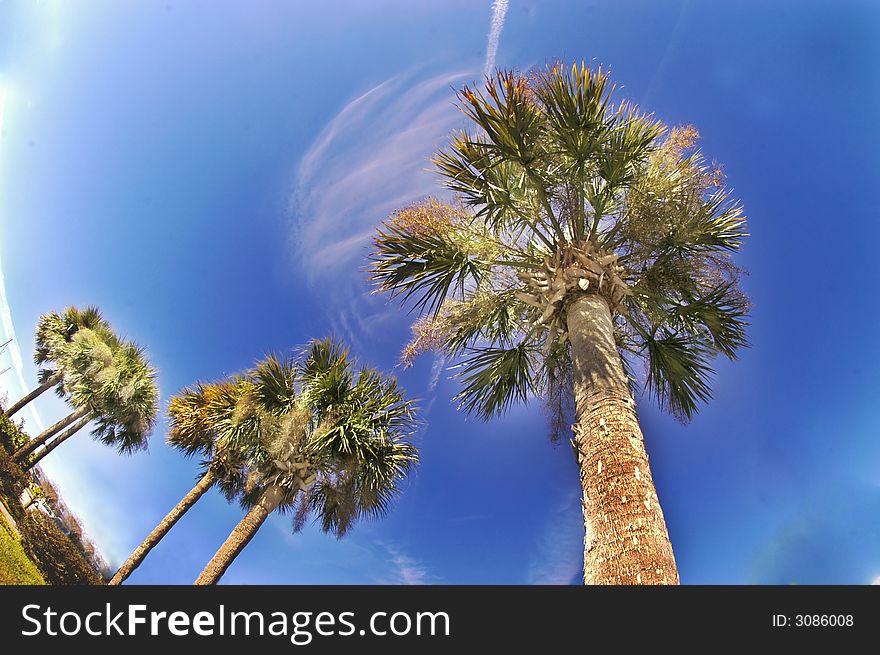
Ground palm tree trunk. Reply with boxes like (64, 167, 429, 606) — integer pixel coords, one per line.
(566, 294, 679, 585)
(13, 405, 93, 462)
(23, 413, 95, 470)
(194, 484, 285, 585)
(5, 372, 63, 417)
(109, 469, 217, 585)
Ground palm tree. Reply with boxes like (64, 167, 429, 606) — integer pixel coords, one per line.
(4, 306, 108, 418)
(12, 325, 111, 462)
(108, 378, 251, 585)
(194, 338, 419, 585)
(14, 328, 159, 468)
(369, 63, 749, 585)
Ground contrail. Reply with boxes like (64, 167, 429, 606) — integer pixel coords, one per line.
(483, 0, 509, 78)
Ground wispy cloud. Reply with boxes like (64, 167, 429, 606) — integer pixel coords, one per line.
(483, 0, 510, 78)
(377, 541, 436, 585)
(289, 4, 512, 351)
(291, 69, 469, 281)
(428, 354, 446, 393)
(525, 488, 584, 584)
(289, 68, 473, 349)
(417, 353, 449, 417)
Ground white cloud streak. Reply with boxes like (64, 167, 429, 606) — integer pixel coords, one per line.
(378, 542, 435, 585)
(428, 354, 446, 394)
(290, 2, 510, 349)
(289, 68, 472, 348)
(526, 488, 584, 584)
(483, 0, 510, 78)
(292, 69, 468, 279)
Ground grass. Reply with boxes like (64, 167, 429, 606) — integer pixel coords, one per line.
(0, 521, 45, 585)
(1, 408, 105, 584)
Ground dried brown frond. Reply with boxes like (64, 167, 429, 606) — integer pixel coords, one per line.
(542, 364, 575, 443)
(707, 160, 726, 188)
(664, 124, 700, 156)
(388, 198, 461, 238)
(400, 314, 450, 368)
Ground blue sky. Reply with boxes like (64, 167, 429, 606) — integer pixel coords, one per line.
(1, 0, 879, 585)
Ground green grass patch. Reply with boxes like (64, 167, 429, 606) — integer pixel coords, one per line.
(1, 415, 104, 584)
(0, 522, 46, 585)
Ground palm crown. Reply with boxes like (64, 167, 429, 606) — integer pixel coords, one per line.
(34, 305, 109, 392)
(167, 377, 253, 500)
(12, 305, 158, 460)
(63, 326, 159, 452)
(179, 339, 419, 538)
(371, 63, 748, 427)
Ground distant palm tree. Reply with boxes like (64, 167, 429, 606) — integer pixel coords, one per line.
(14, 327, 158, 467)
(85, 340, 160, 455)
(12, 320, 113, 462)
(194, 338, 419, 585)
(109, 377, 251, 585)
(370, 63, 749, 585)
(4, 306, 107, 418)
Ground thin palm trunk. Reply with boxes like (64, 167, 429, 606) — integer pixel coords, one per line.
(566, 294, 679, 585)
(194, 484, 286, 585)
(14, 405, 93, 462)
(109, 468, 217, 585)
(5, 372, 63, 417)
(23, 413, 94, 470)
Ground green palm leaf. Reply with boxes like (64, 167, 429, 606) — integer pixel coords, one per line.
(372, 62, 749, 427)
(452, 343, 537, 420)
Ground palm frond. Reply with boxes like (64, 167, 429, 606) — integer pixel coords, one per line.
(666, 282, 750, 359)
(88, 339, 158, 453)
(643, 331, 715, 422)
(537, 340, 575, 442)
(452, 343, 536, 420)
(457, 71, 545, 168)
(535, 62, 613, 168)
(298, 337, 354, 419)
(369, 220, 486, 317)
(168, 383, 220, 456)
(224, 341, 419, 539)
(253, 354, 298, 414)
(382, 62, 750, 428)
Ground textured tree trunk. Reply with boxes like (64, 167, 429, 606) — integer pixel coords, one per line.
(109, 469, 217, 585)
(23, 412, 94, 470)
(566, 294, 679, 585)
(5, 372, 63, 417)
(14, 405, 93, 462)
(194, 484, 285, 585)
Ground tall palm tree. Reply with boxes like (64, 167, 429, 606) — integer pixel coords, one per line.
(370, 63, 749, 585)
(4, 306, 108, 418)
(14, 327, 159, 467)
(109, 378, 251, 585)
(194, 338, 419, 585)
(12, 325, 112, 462)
